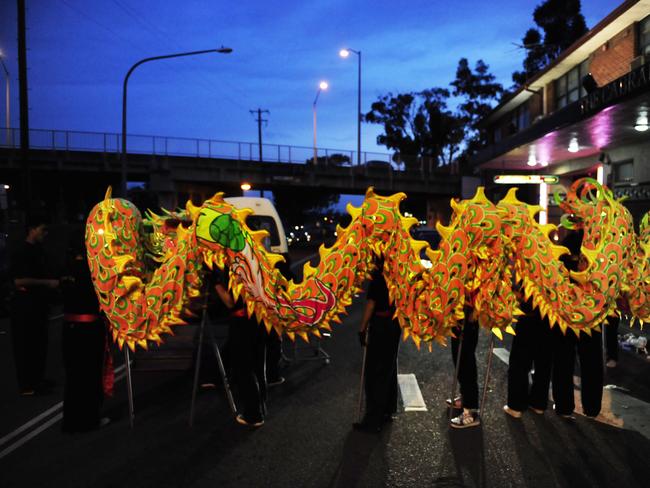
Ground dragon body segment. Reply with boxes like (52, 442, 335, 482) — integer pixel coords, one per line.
(86, 179, 649, 351)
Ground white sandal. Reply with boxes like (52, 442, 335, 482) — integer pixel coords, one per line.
(450, 409, 480, 429)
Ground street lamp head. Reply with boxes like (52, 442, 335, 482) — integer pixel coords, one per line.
(216, 46, 233, 53)
(240, 182, 251, 191)
(339, 49, 350, 58)
(319, 81, 329, 90)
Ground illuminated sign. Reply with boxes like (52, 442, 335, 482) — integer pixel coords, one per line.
(493, 174, 559, 184)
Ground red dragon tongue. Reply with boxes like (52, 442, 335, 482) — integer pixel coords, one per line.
(279, 279, 336, 326)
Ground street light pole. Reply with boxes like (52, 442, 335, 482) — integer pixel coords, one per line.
(312, 81, 328, 166)
(0, 53, 10, 146)
(121, 47, 232, 197)
(339, 48, 361, 165)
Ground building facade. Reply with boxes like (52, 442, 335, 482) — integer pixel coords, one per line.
(471, 0, 650, 226)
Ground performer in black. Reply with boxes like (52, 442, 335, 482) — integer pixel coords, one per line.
(214, 268, 267, 427)
(448, 309, 480, 429)
(553, 228, 603, 419)
(10, 216, 59, 396)
(354, 261, 401, 433)
(503, 299, 552, 418)
(61, 238, 109, 432)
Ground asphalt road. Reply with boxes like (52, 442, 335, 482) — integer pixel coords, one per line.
(2, 264, 650, 486)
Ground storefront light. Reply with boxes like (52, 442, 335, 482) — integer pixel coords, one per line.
(527, 146, 537, 166)
(634, 111, 648, 132)
(494, 175, 559, 184)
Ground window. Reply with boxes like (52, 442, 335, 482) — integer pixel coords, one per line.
(640, 15, 650, 56)
(613, 160, 634, 184)
(555, 59, 590, 109)
(509, 103, 530, 133)
(493, 126, 502, 143)
(517, 103, 530, 130)
(246, 215, 280, 247)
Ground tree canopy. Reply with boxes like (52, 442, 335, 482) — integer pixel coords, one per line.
(363, 88, 464, 171)
(363, 0, 588, 171)
(364, 58, 502, 173)
(512, 0, 588, 87)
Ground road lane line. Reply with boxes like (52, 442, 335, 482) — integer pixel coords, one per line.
(0, 402, 62, 447)
(0, 363, 128, 450)
(0, 413, 63, 460)
(398, 373, 427, 411)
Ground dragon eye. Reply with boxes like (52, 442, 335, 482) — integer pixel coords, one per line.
(199, 212, 246, 252)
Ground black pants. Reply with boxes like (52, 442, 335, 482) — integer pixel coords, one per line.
(62, 320, 106, 432)
(228, 316, 267, 423)
(605, 316, 619, 362)
(552, 327, 603, 417)
(11, 296, 49, 391)
(507, 314, 552, 412)
(451, 320, 479, 409)
(363, 315, 401, 425)
(266, 328, 282, 383)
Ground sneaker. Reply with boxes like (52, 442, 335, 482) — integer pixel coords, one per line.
(528, 406, 544, 415)
(19, 388, 35, 396)
(606, 359, 617, 368)
(445, 396, 462, 409)
(450, 409, 480, 429)
(553, 404, 576, 420)
(268, 376, 285, 387)
(503, 405, 522, 418)
(235, 414, 264, 427)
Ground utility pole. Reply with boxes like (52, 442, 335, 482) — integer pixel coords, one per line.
(249, 108, 269, 162)
(17, 0, 30, 207)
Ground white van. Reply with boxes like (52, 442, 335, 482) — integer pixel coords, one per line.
(224, 197, 289, 256)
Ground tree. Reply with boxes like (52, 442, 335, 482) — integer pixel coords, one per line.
(363, 88, 463, 171)
(451, 58, 503, 164)
(305, 153, 351, 167)
(512, 0, 588, 87)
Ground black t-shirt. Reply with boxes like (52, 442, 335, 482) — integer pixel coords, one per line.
(11, 241, 50, 302)
(61, 255, 100, 315)
(367, 270, 394, 314)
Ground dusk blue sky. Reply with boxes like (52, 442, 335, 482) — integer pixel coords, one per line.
(0, 0, 617, 161)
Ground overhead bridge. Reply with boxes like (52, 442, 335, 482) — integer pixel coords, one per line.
(0, 128, 460, 204)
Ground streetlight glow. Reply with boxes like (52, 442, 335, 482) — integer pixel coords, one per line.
(319, 81, 329, 90)
(339, 49, 350, 58)
(240, 182, 251, 191)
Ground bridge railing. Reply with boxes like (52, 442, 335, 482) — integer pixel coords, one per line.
(0, 127, 396, 166)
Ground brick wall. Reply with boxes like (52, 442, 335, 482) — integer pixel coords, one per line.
(589, 25, 636, 86)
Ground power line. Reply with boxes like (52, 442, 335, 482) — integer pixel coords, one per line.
(109, 0, 249, 112)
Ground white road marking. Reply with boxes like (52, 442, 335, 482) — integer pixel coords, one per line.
(398, 373, 427, 411)
(493, 347, 510, 364)
(0, 402, 63, 448)
(0, 363, 128, 459)
(0, 414, 63, 460)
